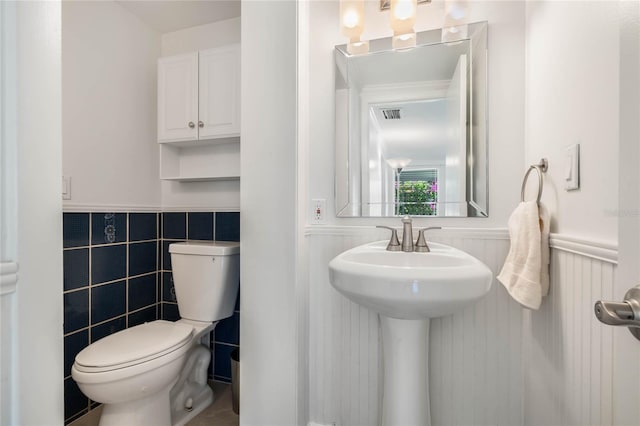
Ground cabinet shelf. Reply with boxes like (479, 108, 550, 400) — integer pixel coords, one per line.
(159, 138, 240, 181)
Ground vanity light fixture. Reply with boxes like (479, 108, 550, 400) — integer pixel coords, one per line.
(389, 0, 418, 49)
(340, 0, 369, 55)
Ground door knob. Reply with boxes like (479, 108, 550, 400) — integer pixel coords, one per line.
(595, 286, 640, 341)
(198, 121, 204, 128)
(188, 121, 195, 128)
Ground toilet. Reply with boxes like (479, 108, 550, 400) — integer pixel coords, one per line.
(71, 241, 240, 426)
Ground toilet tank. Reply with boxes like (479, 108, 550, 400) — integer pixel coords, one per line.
(169, 241, 240, 322)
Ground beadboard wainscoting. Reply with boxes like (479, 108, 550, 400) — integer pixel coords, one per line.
(524, 237, 618, 426)
(307, 226, 619, 426)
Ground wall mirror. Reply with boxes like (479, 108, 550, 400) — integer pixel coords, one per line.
(335, 21, 488, 217)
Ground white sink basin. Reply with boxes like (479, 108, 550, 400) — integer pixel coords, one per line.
(328, 238, 493, 426)
(329, 240, 493, 319)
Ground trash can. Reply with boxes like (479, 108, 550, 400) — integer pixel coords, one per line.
(231, 348, 239, 414)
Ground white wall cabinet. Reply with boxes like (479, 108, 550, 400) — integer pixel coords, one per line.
(157, 44, 240, 181)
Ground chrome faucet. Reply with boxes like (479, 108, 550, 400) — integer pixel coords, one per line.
(378, 217, 441, 252)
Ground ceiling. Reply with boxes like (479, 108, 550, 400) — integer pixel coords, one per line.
(116, 0, 240, 33)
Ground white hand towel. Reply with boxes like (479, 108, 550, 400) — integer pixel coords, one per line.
(497, 201, 550, 310)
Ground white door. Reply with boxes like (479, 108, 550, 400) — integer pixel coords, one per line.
(198, 45, 240, 139)
(607, 3, 640, 423)
(157, 52, 198, 142)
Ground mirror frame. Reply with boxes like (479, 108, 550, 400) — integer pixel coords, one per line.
(334, 21, 488, 217)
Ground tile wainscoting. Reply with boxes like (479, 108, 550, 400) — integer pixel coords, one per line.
(306, 226, 618, 426)
(63, 211, 240, 424)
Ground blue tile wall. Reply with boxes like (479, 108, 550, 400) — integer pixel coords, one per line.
(129, 241, 158, 276)
(62, 210, 239, 424)
(129, 274, 157, 311)
(91, 245, 126, 284)
(129, 213, 157, 242)
(63, 249, 89, 291)
(63, 214, 89, 248)
(163, 212, 186, 239)
(187, 212, 214, 240)
(91, 213, 127, 245)
(64, 289, 89, 334)
(91, 281, 126, 324)
(215, 212, 240, 242)
(63, 212, 159, 424)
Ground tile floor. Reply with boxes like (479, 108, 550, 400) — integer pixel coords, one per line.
(69, 382, 238, 426)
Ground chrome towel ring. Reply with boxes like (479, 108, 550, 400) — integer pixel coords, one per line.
(520, 158, 548, 204)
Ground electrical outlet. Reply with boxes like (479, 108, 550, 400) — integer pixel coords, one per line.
(312, 198, 326, 224)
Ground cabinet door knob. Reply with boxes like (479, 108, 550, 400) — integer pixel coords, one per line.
(198, 121, 204, 128)
(188, 121, 195, 128)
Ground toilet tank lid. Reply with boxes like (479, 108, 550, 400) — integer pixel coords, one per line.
(169, 241, 240, 256)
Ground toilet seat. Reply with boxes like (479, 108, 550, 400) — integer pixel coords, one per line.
(74, 320, 193, 373)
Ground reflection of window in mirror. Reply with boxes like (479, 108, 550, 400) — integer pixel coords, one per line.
(397, 169, 438, 216)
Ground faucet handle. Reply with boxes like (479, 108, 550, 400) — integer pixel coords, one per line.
(414, 227, 442, 252)
(376, 226, 402, 251)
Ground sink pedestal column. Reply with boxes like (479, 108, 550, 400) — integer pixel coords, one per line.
(380, 316, 430, 426)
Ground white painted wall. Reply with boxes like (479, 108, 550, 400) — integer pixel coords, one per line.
(240, 1, 298, 424)
(62, 0, 161, 210)
(14, 1, 64, 424)
(160, 17, 241, 211)
(304, 0, 526, 228)
(525, 1, 619, 244)
(161, 17, 240, 56)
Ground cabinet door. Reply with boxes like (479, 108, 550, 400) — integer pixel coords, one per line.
(198, 45, 240, 139)
(158, 52, 198, 142)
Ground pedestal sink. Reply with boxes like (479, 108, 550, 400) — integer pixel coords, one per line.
(328, 240, 493, 426)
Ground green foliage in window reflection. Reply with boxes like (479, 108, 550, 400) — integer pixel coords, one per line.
(397, 180, 438, 216)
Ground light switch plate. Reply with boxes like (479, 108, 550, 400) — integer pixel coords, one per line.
(565, 144, 580, 191)
(62, 176, 71, 200)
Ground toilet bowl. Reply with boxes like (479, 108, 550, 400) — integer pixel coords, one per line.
(71, 241, 240, 426)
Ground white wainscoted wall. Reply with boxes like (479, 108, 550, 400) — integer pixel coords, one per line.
(524, 237, 618, 426)
(307, 227, 619, 426)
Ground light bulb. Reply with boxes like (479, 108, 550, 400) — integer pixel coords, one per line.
(342, 9, 359, 29)
(393, 0, 415, 21)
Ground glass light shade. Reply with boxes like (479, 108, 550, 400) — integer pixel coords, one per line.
(340, 0, 365, 43)
(444, 0, 467, 21)
(386, 157, 412, 171)
(389, 0, 417, 36)
(347, 40, 370, 55)
(392, 32, 416, 49)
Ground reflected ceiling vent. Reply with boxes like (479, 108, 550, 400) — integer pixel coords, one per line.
(382, 108, 402, 120)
